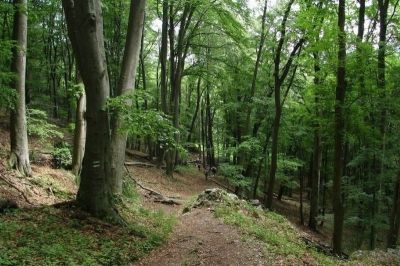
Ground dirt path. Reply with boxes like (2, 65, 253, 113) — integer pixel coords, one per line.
(129, 166, 266, 266)
(134, 208, 266, 266)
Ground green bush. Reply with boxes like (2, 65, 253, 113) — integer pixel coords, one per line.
(51, 143, 72, 169)
(27, 109, 63, 144)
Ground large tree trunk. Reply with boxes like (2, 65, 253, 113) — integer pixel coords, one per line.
(63, 0, 115, 218)
(332, 0, 346, 255)
(109, 0, 146, 194)
(9, 0, 31, 177)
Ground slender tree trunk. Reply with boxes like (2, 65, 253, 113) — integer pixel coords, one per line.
(299, 165, 305, 225)
(165, 2, 175, 176)
(388, 172, 400, 248)
(187, 77, 201, 143)
(9, 0, 31, 177)
(244, 0, 268, 135)
(109, 0, 146, 194)
(205, 82, 215, 167)
(71, 73, 86, 177)
(157, 0, 169, 167)
(332, 0, 346, 255)
(309, 53, 322, 232)
(265, 0, 302, 210)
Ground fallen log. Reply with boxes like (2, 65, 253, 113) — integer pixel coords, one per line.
(124, 161, 156, 168)
(124, 165, 182, 205)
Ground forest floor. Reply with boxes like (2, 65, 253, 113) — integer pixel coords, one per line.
(0, 116, 398, 266)
(127, 163, 398, 266)
(130, 165, 266, 265)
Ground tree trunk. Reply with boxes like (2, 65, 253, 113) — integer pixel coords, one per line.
(109, 0, 146, 194)
(387, 172, 400, 248)
(309, 53, 322, 232)
(264, 0, 301, 210)
(9, 0, 31, 177)
(205, 82, 215, 167)
(187, 77, 201, 143)
(299, 166, 305, 225)
(63, 0, 116, 218)
(71, 74, 86, 177)
(332, 0, 346, 255)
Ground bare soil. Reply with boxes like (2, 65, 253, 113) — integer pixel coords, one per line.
(135, 208, 266, 266)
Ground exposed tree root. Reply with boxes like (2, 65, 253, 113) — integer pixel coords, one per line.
(0, 173, 33, 205)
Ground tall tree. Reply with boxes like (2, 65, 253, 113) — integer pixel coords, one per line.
(9, 0, 31, 177)
(332, 0, 346, 255)
(265, 0, 304, 209)
(109, 0, 146, 194)
(63, 0, 115, 218)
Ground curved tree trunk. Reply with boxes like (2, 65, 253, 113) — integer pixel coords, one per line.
(63, 0, 116, 218)
(9, 0, 31, 177)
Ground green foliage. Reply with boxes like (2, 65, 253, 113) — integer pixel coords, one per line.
(219, 163, 251, 188)
(26, 109, 63, 143)
(107, 94, 182, 152)
(51, 143, 72, 169)
(276, 156, 303, 189)
(214, 203, 337, 265)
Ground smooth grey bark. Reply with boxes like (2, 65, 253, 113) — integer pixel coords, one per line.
(62, 0, 115, 218)
(71, 85, 86, 177)
(9, 0, 31, 177)
(109, 0, 146, 194)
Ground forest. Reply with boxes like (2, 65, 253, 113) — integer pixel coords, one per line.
(0, 0, 400, 265)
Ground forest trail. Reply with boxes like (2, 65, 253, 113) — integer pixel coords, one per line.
(130, 165, 266, 266)
(134, 208, 265, 266)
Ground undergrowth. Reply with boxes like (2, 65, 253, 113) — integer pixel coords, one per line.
(214, 203, 338, 265)
(214, 201, 400, 265)
(0, 178, 175, 266)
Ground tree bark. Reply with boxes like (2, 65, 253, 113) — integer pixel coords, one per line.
(187, 76, 202, 143)
(109, 0, 146, 194)
(387, 172, 400, 248)
(9, 0, 31, 177)
(71, 73, 86, 177)
(332, 0, 346, 255)
(265, 0, 303, 209)
(309, 53, 322, 232)
(63, 0, 116, 218)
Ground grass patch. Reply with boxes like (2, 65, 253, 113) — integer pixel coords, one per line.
(214, 203, 338, 265)
(0, 182, 175, 266)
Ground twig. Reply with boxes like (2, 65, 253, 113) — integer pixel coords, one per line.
(0, 174, 34, 205)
